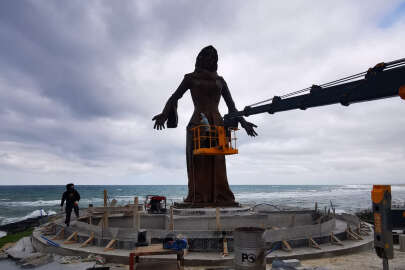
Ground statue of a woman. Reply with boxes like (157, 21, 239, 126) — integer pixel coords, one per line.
(153, 45, 257, 205)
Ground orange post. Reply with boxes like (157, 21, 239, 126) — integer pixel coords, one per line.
(399, 85, 405, 100)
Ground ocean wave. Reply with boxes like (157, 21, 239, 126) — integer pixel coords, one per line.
(0, 231, 6, 238)
(391, 185, 405, 191)
(343, 184, 373, 189)
(0, 197, 107, 207)
(0, 209, 56, 226)
(0, 200, 61, 207)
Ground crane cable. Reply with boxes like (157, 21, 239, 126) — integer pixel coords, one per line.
(247, 58, 405, 108)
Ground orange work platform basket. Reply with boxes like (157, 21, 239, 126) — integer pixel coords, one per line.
(191, 125, 238, 156)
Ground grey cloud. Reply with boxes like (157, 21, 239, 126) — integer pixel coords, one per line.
(0, 1, 404, 184)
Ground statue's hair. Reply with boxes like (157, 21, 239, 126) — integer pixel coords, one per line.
(195, 45, 218, 72)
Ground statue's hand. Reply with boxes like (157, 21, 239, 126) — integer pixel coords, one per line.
(152, 113, 166, 130)
(241, 120, 258, 137)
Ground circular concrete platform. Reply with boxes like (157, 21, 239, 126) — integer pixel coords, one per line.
(172, 206, 251, 216)
(32, 222, 374, 266)
(32, 211, 374, 267)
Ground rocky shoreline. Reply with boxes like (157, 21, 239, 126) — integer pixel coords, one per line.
(0, 215, 57, 235)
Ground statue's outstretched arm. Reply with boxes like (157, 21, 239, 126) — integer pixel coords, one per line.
(221, 78, 258, 137)
(153, 76, 190, 130)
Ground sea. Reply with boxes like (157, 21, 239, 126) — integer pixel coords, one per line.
(1, 185, 405, 229)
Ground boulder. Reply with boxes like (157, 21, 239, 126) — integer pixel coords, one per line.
(19, 252, 53, 268)
(0, 251, 8, 260)
(6, 237, 34, 260)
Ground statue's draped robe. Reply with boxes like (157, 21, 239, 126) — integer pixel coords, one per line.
(162, 69, 236, 203)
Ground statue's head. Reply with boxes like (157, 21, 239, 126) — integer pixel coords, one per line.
(195, 45, 218, 72)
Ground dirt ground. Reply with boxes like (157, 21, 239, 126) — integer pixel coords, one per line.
(300, 246, 405, 270)
(185, 246, 405, 270)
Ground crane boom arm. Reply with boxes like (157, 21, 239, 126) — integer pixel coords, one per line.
(224, 62, 405, 127)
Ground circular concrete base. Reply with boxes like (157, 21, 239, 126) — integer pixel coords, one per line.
(174, 201, 241, 208)
(32, 218, 374, 266)
(173, 206, 251, 216)
(32, 223, 374, 266)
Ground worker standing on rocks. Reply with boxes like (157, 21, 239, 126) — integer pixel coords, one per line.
(60, 183, 80, 226)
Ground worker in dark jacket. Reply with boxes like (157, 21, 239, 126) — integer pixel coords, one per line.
(60, 183, 80, 226)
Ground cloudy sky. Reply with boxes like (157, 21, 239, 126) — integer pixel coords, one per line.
(0, 1, 404, 185)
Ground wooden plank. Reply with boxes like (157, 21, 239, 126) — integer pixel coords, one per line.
(346, 227, 363, 240)
(134, 197, 140, 230)
(281, 240, 292, 252)
(104, 239, 116, 251)
(330, 233, 344, 246)
(52, 228, 64, 240)
(103, 210, 109, 228)
(80, 232, 94, 248)
(169, 206, 174, 231)
(104, 190, 108, 207)
(64, 231, 78, 244)
(309, 237, 321, 249)
(289, 214, 296, 227)
(222, 238, 229, 257)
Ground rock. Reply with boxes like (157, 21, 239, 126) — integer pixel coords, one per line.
(0, 242, 15, 252)
(19, 252, 53, 268)
(272, 259, 300, 269)
(283, 259, 301, 267)
(0, 217, 49, 234)
(6, 237, 34, 260)
(0, 251, 8, 260)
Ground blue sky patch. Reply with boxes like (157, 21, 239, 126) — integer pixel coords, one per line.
(379, 1, 405, 28)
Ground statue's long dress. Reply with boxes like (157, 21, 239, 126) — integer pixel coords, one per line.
(162, 69, 236, 204)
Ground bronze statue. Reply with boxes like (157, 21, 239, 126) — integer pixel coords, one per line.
(153, 46, 257, 205)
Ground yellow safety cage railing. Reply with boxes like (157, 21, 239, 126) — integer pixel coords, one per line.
(191, 125, 238, 156)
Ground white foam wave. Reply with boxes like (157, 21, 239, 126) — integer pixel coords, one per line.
(0, 197, 107, 207)
(343, 184, 373, 189)
(115, 196, 136, 199)
(391, 185, 405, 191)
(0, 200, 60, 207)
(0, 231, 6, 238)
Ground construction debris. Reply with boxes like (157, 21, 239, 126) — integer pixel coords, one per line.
(58, 254, 106, 265)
